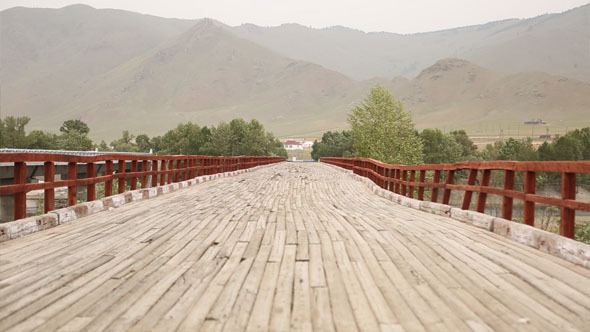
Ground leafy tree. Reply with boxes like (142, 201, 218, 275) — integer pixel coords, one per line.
(28, 130, 59, 149)
(311, 130, 354, 160)
(0, 116, 31, 148)
(420, 129, 462, 164)
(59, 119, 90, 135)
(348, 85, 423, 164)
(450, 130, 478, 159)
(497, 138, 537, 161)
(135, 134, 152, 152)
(110, 130, 139, 152)
(57, 131, 93, 151)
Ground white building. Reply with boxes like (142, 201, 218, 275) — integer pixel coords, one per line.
(283, 140, 303, 150)
(301, 141, 315, 149)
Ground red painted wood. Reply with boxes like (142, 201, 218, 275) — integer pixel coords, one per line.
(67, 162, 77, 206)
(44, 162, 55, 213)
(561, 173, 576, 238)
(160, 160, 166, 186)
(141, 160, 148, 188)
(105, 160, 114, 197)
(401, 170, 407, 196)
(408, 170, 416, 198)
(476, 169, 491, 213)
(417, 170, 426, 201)
(523, 171, 536, 227)
(14, 162, 27, 220)
(461, 169, 478, 210)
(431, 170, 441, 203)
(442, 170, 455, 205)
(130, 160, 138, 190)
(118, 160, 126, 194)
(502, 170, 515, 220)
(86, 162, 96, 201)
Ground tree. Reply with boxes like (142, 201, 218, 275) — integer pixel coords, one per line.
(58, 131, 93, 151)
(311, 130, 354, 161)
(60, 119, 90, 135)
(420, 129, 462, 164)
(450, 130, 478, 159)
(28, 130, 59, 150)
(497, 138, 537, 161)
(0, 116, 31, 148)
(348, 85, 423, 164)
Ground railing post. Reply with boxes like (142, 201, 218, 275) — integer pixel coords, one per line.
(401, 170, 407, 196)
(502, 170, 515, 220)
(418, 170, 426, 201)
(141, 160, 149, 188)
(174, 160, 181, 182)
(394, 169, 401, 194)
(523, 171, 536, 227)
(118, 160, 126, 194)
(462, 169, 478, 210)
(87, 162, 96, 201)
(408, 170, 416, 198)
(442, 170, 455, 205)
(151, 160, 159, 188)
(431, 170, 441, 203)
(44, 162, 55, 213)
(105, 160, 114, 197)
(14, 162, 27, 220)
(167, 160, 174, 184)
(160, 160, 167, 186)
(130, 160, 138, 190)
(68, 162, 77, 206)
(476, 169, 491, 213)
(561, 172, 576, 238)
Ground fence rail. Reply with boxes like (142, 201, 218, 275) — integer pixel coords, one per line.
(0, 153, 284, 220)
(321, 157, 590, 239)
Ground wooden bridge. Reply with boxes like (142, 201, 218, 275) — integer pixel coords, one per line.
(0, 155, 589, 331)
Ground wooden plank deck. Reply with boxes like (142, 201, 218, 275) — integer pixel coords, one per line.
(0, 162, 589, 331)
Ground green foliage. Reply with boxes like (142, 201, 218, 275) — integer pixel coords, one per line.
(311, 130, 354, 161)
(575, 223, 590, 245)
(0, 116, 31, 148)
(482, 138, 537, 161)
(208, 119, 286, 157)
(450, 130, 478, 160)
(57, 131, 93, 151)
(60, 119, 90, 135)
(348, 85, 423, 164)
(420, 129, 462, 164)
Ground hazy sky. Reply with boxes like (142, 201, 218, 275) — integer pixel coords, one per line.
(1, 0, 588, 34)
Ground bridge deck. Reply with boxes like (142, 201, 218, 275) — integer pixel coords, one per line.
(0, 163, 588, 331)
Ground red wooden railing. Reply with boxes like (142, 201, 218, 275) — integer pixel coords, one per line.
(0, 153, 284, 220)
(321, 157, 590, 239)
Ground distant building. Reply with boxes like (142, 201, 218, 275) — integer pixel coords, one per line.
(524, 119, 547, 125)
(283, 140, 303, 150)
(301, 141, 315, 149)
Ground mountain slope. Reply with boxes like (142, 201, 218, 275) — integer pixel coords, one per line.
(0, 4, 195, 122)
(232, 5, 590, 81)
(389, 59, 590, 130)
(29, 19, 365, 138)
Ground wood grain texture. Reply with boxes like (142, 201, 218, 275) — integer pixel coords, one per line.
(0, 163, 588, 331)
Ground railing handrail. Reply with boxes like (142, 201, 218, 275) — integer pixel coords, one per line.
(321, 157, 589, 240)
(1, 153, 285, 221)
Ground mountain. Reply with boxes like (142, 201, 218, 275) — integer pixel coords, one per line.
(0, 4, 195, 130)
(232, 5, 590, 81)
(3, 15, 369, 138)
(1, 5, 589, 140)
(387, 59, 590, 130)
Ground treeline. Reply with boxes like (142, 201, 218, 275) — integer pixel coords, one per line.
(312, 127, 590, 164)
(0, 117, 287, 157)
(312, 85, 589, 164)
